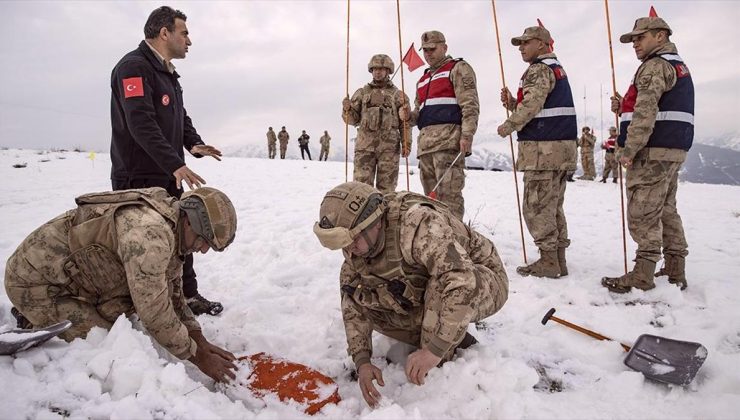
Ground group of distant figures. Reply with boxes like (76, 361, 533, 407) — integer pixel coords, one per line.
(266, 126, 332, 161)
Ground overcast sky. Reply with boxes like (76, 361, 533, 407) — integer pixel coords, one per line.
(1, 0, 738, 153)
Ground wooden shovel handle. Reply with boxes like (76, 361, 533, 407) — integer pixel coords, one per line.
(542, 308, 632, 352)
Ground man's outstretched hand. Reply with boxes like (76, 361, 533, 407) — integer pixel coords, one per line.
(188, 330, 236, 382)
(357, 363, 385, 408)
(191, 145, 222, 161)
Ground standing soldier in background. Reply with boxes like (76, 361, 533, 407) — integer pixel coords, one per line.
(319, 130, 331, 161)
(577, 127, 596, 180)
(496, 26, 577, 279)
(312, 182, 508, 408)
(601, 126, 618, 183)
(109, 6, 223, 316)
(298, 130, 312, 160)
(400, 31, 479, 219)
(266, 127, 277, 159)
(278, 126, 289, 159)
(602, 15, 693, 293)
(343, 54, 410, 193)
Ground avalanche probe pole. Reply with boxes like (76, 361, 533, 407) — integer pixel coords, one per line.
(604, 0, 629, 274)
(344, 0, 351, 182)
(395, 0, 410, 191)
(491, 0, 527, 264)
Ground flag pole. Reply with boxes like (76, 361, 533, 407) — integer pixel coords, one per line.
(491, 0, 527, 264)
(395, 0, 410, 191)
(604, 0, 629, 274)
(344, 0, 351, 182)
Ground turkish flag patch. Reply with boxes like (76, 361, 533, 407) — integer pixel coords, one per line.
(122, 77, 144, 98)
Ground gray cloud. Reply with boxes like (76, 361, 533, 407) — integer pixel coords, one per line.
(1, 0, 737, 153)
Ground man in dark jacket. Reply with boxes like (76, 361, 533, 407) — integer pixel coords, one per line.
(298, 130, 312, 160)
(109, 6, 223, 316)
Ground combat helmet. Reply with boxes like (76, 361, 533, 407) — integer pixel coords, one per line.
(180, 187, 237, 252)
(313, 182, 386, 250)
(367, 54, 395, 73)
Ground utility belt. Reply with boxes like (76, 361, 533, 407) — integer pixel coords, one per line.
(342, 274, 425, 316)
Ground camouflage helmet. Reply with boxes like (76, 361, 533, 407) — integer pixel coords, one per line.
(367, 54, 394, 73)
(180, 187, 237, 252)
(313, 182, 386, 250)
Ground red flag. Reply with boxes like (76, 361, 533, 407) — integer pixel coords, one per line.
(536, 18, 555, 52)
(649, 6, 658, 17)
(402, 43, 425, 72)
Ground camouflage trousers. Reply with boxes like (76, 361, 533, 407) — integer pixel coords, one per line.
(603, 152, 618, 179)
(626, 159, 688, 262)
(5, 267, 119, 342)
(419, 150, 465, 219)
(319, 146, 330, 161)
(280, 143, 287, 159)
(579, 148, 596, 179)
(353, 149, 400, 194)
(362, 262, 508, 361)
(268, 142, 277, 159)
(522, 170, 571, 252)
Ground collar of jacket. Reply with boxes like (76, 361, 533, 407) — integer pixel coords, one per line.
(137, 40, 180, 78)
(643, 42, 678, 62)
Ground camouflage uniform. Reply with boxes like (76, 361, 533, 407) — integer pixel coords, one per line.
(319, 133, 331, 161)
(577, 131, 596, 180)
(4, 188, 200, 359)
(343, 81, 410, 193)
(602, 132, 619, 182)
(266, 128, 277, 159)
(340, 193, 508, 367)
(619, 42, 689, 265)
(500, 53, 577, 254)
(408, 56, 479, 219)
(278, 128, 289, 159)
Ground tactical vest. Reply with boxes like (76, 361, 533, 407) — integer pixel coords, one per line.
(342, 192, 453, 316)
(516, 58, 577, 141)
(618, 53, 694, 151)
(416, 59, 463, 130)
(63, 188, 180, 318)
(604, 136, 616, 153)
(359, 82, 402, 132)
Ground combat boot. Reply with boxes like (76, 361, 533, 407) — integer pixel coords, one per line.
(516, 250, 561, 279)
(655, 254, 688, 290)
(600, 177, 607, 183)
(557, 247, 568, 277)
(187, 293, 224, 316)
(601, 259, 656, 293)
(11, 307, 33, 329)
(612, 178, 618, 183)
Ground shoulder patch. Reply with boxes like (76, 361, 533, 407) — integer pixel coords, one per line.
(122, 77, 144, 98)
(637, 74, 653, 90)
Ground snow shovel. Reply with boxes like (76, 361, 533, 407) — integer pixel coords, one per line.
(0, 320, 72, 356)
(541, 308, 707, 386)
(428, 151, 463, 200)
(233, 353, 340, 415)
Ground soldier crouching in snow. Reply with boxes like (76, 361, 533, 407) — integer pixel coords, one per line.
(313, 182, 509, 407)
(4, 187, 238, 382)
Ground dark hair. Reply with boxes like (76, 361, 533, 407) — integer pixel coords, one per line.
(144, 6, 187, 39)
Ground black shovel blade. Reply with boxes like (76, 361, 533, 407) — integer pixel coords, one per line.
(624, 334, 708, 386)
(0, 320, 72, 355)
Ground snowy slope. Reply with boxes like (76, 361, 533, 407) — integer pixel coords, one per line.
(1, 149, 739, 419)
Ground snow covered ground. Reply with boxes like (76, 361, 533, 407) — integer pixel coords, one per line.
(0, 148, 739, 419)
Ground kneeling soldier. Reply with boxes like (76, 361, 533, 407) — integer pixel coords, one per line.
(313, 182, 509, 407)
(5, 187, 238, 382)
